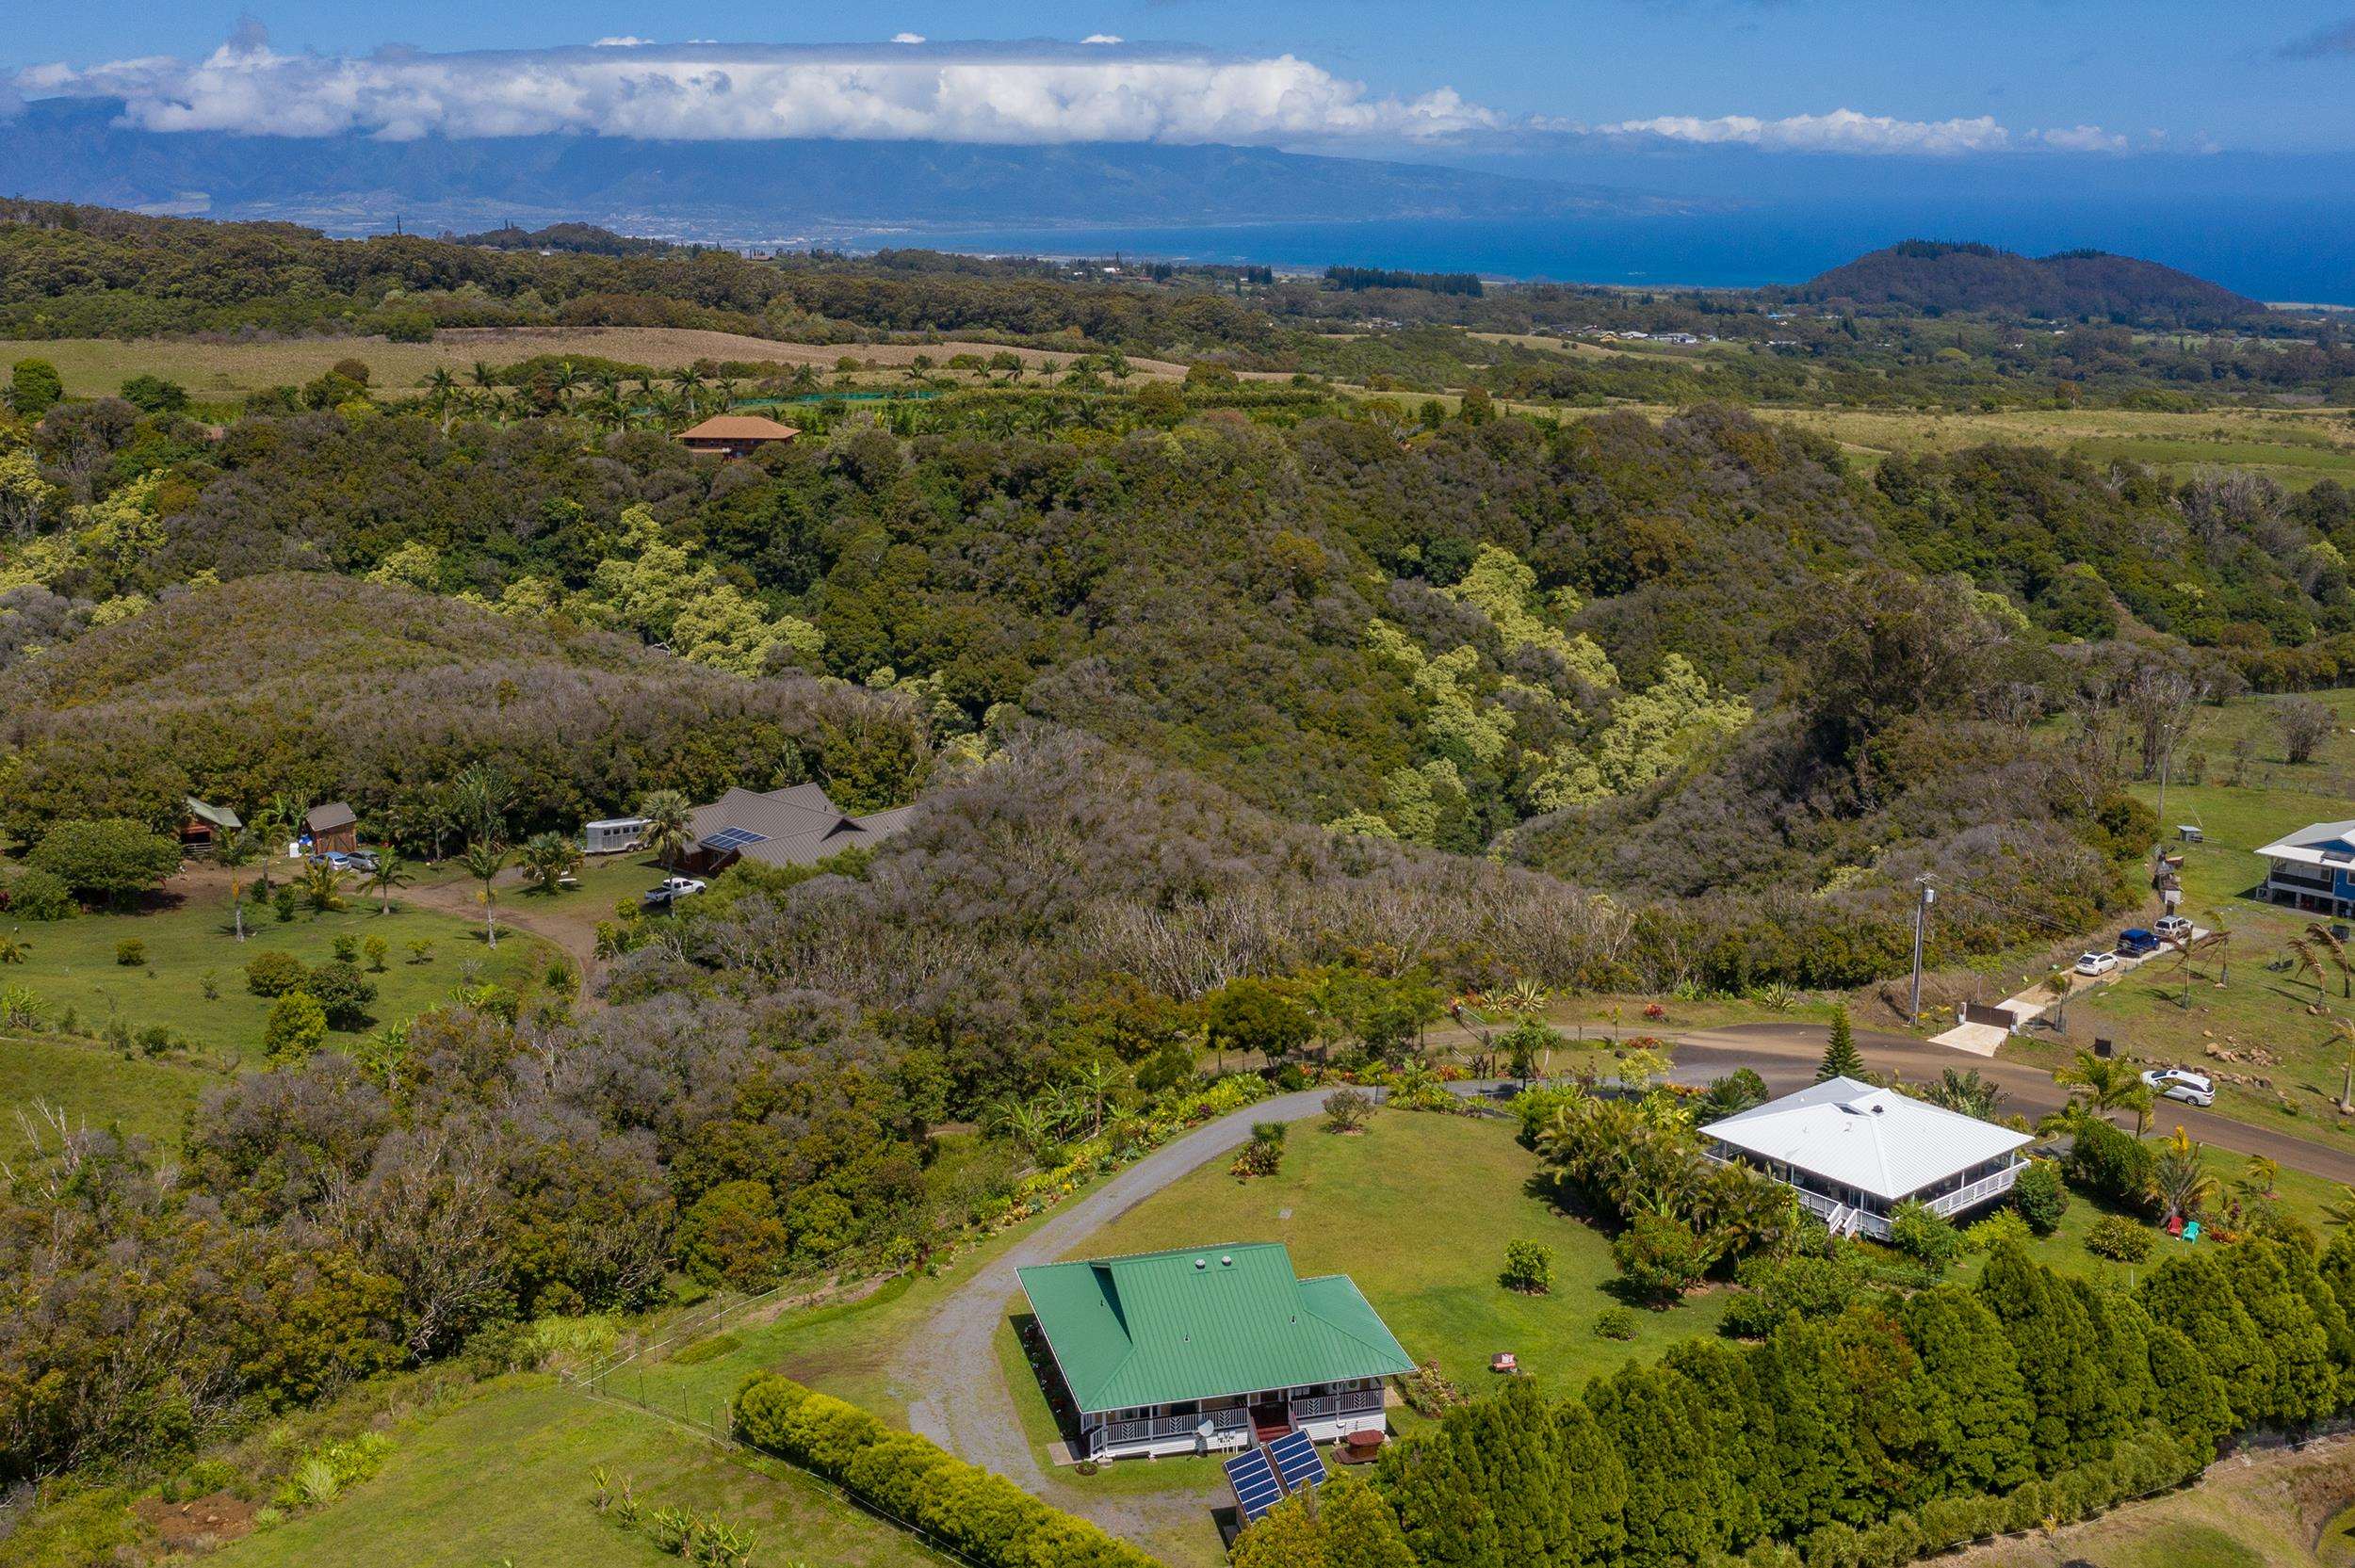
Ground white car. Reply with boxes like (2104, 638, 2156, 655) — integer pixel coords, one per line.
(2141, 1067, 2215, 1107)
(2073, 951, 2120, 977)
(2153, 914, 2193, 941)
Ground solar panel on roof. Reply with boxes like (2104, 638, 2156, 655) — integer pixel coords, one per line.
(699, 827, 771, 852)
(1266, 1430, 1326, 1494)
(1225, 1447, 1284, 1523)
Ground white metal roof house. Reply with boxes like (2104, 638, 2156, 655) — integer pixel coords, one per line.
(1704, 1076, 2034, 1239)
(2254, 820, 2355, 917)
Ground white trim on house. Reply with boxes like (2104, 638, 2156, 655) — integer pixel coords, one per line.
(1704, 1076, 2034, 1240)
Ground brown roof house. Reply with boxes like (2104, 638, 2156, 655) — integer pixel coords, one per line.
(677, 413, 800, 459)
(680, 784, 914, 874)
(304, 801, 360, 854)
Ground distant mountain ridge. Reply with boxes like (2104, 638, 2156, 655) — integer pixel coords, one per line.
(1789, 239, 2266, 326)
(0, 97, 1693, 240)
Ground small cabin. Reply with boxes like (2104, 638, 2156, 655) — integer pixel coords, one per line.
(676, 414, 800, 459)
(181, 798, 241, 857)
(304, 801, 360, 854)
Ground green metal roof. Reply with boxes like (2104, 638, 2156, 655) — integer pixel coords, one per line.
(1016, 1242, 1414, 1414)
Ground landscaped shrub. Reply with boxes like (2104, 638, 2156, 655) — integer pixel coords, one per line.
(0, 867, 76, 922)
(1594, 1306, 1638, 1341)
(1501, 1239, 1554, 1294)
(1889, 1200, 1963, 1272)
(2065, 1120, 2155, 1214)
(2010, 1159, 2068, 1235)
(1962, 1207, 2032, 1252)
(246, 950, 309, 996)
(301, 960, 378, 1028)
(262, 992, 328, 1063)
(1323, 1088, 1374, 1132)
(1230, 1120, 1287, 1180)
(733, 1375, 1157, 1568)
(1397, 1360, 1465, 1416)
(1611, 1212, 1712, 1305)
(2086, 1213, 2154, 1263)
(114, 939, 146, 967)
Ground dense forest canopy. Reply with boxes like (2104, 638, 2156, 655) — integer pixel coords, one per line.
(1789, 239, 2268, 327)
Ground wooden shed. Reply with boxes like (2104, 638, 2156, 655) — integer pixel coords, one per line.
(304, 801, 360, 854)
(676, 413, 800, 459)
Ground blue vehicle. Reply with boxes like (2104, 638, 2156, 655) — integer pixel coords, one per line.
(2118, 928, 2161, 957)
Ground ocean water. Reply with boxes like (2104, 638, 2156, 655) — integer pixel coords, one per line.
(839, 195, 2355, 305)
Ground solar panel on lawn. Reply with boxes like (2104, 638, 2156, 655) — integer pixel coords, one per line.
(1225, 1447, 1284, 1522)
(1267, 1430, 1326, 1493)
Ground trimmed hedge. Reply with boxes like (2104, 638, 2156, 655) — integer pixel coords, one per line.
(732, 1374, 1157, 1568)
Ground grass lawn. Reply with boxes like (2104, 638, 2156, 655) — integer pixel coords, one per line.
(203, 1376, 934, 1568)
(1044, 1109, 1730, 1395)
(3, 877, 560, 1067)
(0, 1028, 223, 1154)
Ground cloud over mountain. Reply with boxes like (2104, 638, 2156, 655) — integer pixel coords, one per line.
(12, 34, 1503, 144)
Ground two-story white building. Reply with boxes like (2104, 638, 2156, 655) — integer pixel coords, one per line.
(1704, 1076, 2034, 1240)
(2255, 820, 2355, 918)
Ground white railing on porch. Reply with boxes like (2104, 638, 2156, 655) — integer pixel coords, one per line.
(1290, 1391, 1385, 1423)
(1095, 1408, 1250, 1453)
(1924, 1164, 2022, 1220)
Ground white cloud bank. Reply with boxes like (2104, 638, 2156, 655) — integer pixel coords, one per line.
(14, 36, 1502, 144)
(9, 32, 2126, 155)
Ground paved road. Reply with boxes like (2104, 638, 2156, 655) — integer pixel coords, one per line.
(899, 1018, 2355, 1546)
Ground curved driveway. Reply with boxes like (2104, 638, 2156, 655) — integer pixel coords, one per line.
(900, 1019, 2355, 1545)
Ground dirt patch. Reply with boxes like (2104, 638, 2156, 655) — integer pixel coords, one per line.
(135, 1491, 258, 1552)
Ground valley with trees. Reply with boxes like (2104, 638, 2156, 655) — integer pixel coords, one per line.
(7, 199, 2355, 1568)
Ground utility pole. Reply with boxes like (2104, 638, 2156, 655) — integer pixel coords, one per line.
(1908, 876, 1937, 1024)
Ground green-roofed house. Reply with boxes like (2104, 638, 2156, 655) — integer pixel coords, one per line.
(1016, 1241, 1412, 1463)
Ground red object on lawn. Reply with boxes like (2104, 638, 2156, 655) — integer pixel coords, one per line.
(1490, 1352, 1519, 1373)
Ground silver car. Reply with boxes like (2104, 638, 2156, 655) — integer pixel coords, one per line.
(2140, 1067, 2214, 1107)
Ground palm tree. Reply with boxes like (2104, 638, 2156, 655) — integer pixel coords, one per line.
(2144, 1126, 2219, 1227)
(2291, 936, 2331, 1007)
(362, 852, 414, 915)
(422, 366, 460, 432)
(639, 789, 693, 873)
(2052, 1049, 2154, 1132)
(297, 859, 347, 916)
(2202, 907, 2233, 987)
(1925, 1067, 2004, 1120)
(446, 764, 512, 849)
(460, 838, 510, 948)
(2310, 923, 2355, 999)
(215, 828, 259, 941)
(2237, 1154, 2280, 1202)
(2330, 1015, 2355, 1114)
(2324, 1186, 2355, 1229)
(469, 359, 498, 393)
(519, 831, 582, 894)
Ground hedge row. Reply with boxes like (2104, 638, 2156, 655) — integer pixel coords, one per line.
(731, 1374, 1157, 1568)
(1706, 1428, 2206, 1568)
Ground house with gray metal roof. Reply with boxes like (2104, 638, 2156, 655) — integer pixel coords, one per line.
(679, 784, 913, 873)
(1016, 1242, 1411, 1462)
(1703, 1076, 2033, 1240)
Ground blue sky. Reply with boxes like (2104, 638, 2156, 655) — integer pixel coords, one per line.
(8, 2, 2355, 156)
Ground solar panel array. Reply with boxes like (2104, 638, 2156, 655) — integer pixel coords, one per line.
(1225, 1447, 1283, 1523)
(700, 827, 771, 852)
(1266, 1430, 1326, 1495)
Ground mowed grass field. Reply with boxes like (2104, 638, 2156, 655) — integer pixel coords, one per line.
(2, 872, 559, 1068)
(1745, 403, 2355, 489)
(202, 1377, 934, 1568)
(1043, 1108, 1731, 1396)
(0, 327, 1189, 401)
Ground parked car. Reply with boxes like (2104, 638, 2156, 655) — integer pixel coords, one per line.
(2140, 1067, 2215, 1107)
(2073, 951, 2120, 977)
(313, 849, 377, 873)
(2117, 928, 2161, 957)
(2153, 914, 2193, 941)
(642, 876, 706, 909)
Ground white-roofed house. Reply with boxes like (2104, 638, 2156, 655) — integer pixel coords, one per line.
(2253, 820, 2355, 917)
(1702, 1076, 2034, 1240)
